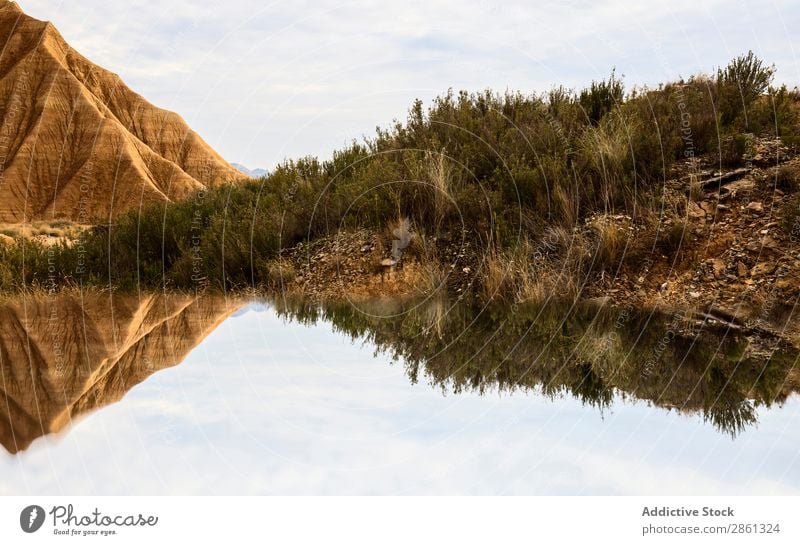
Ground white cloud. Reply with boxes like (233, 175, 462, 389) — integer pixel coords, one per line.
(15, 0, 800, 168)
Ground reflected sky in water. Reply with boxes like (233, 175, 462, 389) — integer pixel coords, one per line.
(2, 304, 799, 495)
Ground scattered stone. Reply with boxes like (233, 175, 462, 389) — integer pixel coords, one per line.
(708, 259, 725, 279)
(751, 262, 776, 278)
(746, 201, 763, 213)
(689, 291, 701, 299)
(737, 262, 748, 277)
(761, 236, 780, 251)
(687, 201, 706, 219)
(776, 279, 793, 290)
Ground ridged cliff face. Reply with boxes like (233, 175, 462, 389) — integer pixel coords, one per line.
(0, 1, 244, 222)
(0, 293, 241, 453)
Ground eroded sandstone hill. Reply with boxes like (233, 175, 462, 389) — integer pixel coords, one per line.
(0, 1, 244, 222)
(0, 292, 242, 453)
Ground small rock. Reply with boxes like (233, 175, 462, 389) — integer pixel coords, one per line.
(746, 201, 763, 213)
(708, 258, 725, 279)
(687, 201, 706, 219)
(751, 262, 776, 278)
(761, 236, 780, 250)
(689, 291, 701, 299)
(737, 262, 748, 277)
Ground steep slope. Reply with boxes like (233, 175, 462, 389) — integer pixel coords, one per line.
(0, 1, 244, 222)
(0, 292, 242, 453)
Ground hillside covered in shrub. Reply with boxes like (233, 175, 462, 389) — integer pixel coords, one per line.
(2, 52, 798, 301)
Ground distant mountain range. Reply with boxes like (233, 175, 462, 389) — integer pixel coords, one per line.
(231, 163, 268, 178)
(0, 0, 245, 222)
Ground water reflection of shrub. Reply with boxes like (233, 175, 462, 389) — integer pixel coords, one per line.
(271, 296, 798, 437)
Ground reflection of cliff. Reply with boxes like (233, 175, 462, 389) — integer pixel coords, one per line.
(0, 293, 240, 453)
(275, 297, 800, 436)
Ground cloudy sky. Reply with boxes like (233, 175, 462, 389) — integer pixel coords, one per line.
(18, 0, 800, 170)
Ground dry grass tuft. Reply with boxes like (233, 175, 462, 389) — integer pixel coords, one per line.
(264, 259, 296, 287)
(482, 250, 514, 301)
(590, 217, 628, 270)
(427, 150, 455, 229)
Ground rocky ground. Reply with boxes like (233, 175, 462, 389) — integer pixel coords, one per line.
(279, 227, 482, 301)
(276, 138, 799, 342)
(598, 139, 799, 335)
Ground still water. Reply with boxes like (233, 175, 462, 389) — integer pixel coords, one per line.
(1, 293, 798, 494)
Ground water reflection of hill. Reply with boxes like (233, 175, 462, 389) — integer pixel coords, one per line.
(272, 297, 800, 437)
(0, 293, 239, 453)
(2, 292, 797, 454)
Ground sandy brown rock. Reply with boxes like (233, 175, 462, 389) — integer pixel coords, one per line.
(0, 291, 242, 453)
(0, 1, 244, 223)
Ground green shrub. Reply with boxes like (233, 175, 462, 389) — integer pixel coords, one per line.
(719, 132, 754, 167)
(717, 51, 775, 128)
(775, 163, 800, 193)
(0, 53, 793, 293)
(579, 70, 624, 125)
